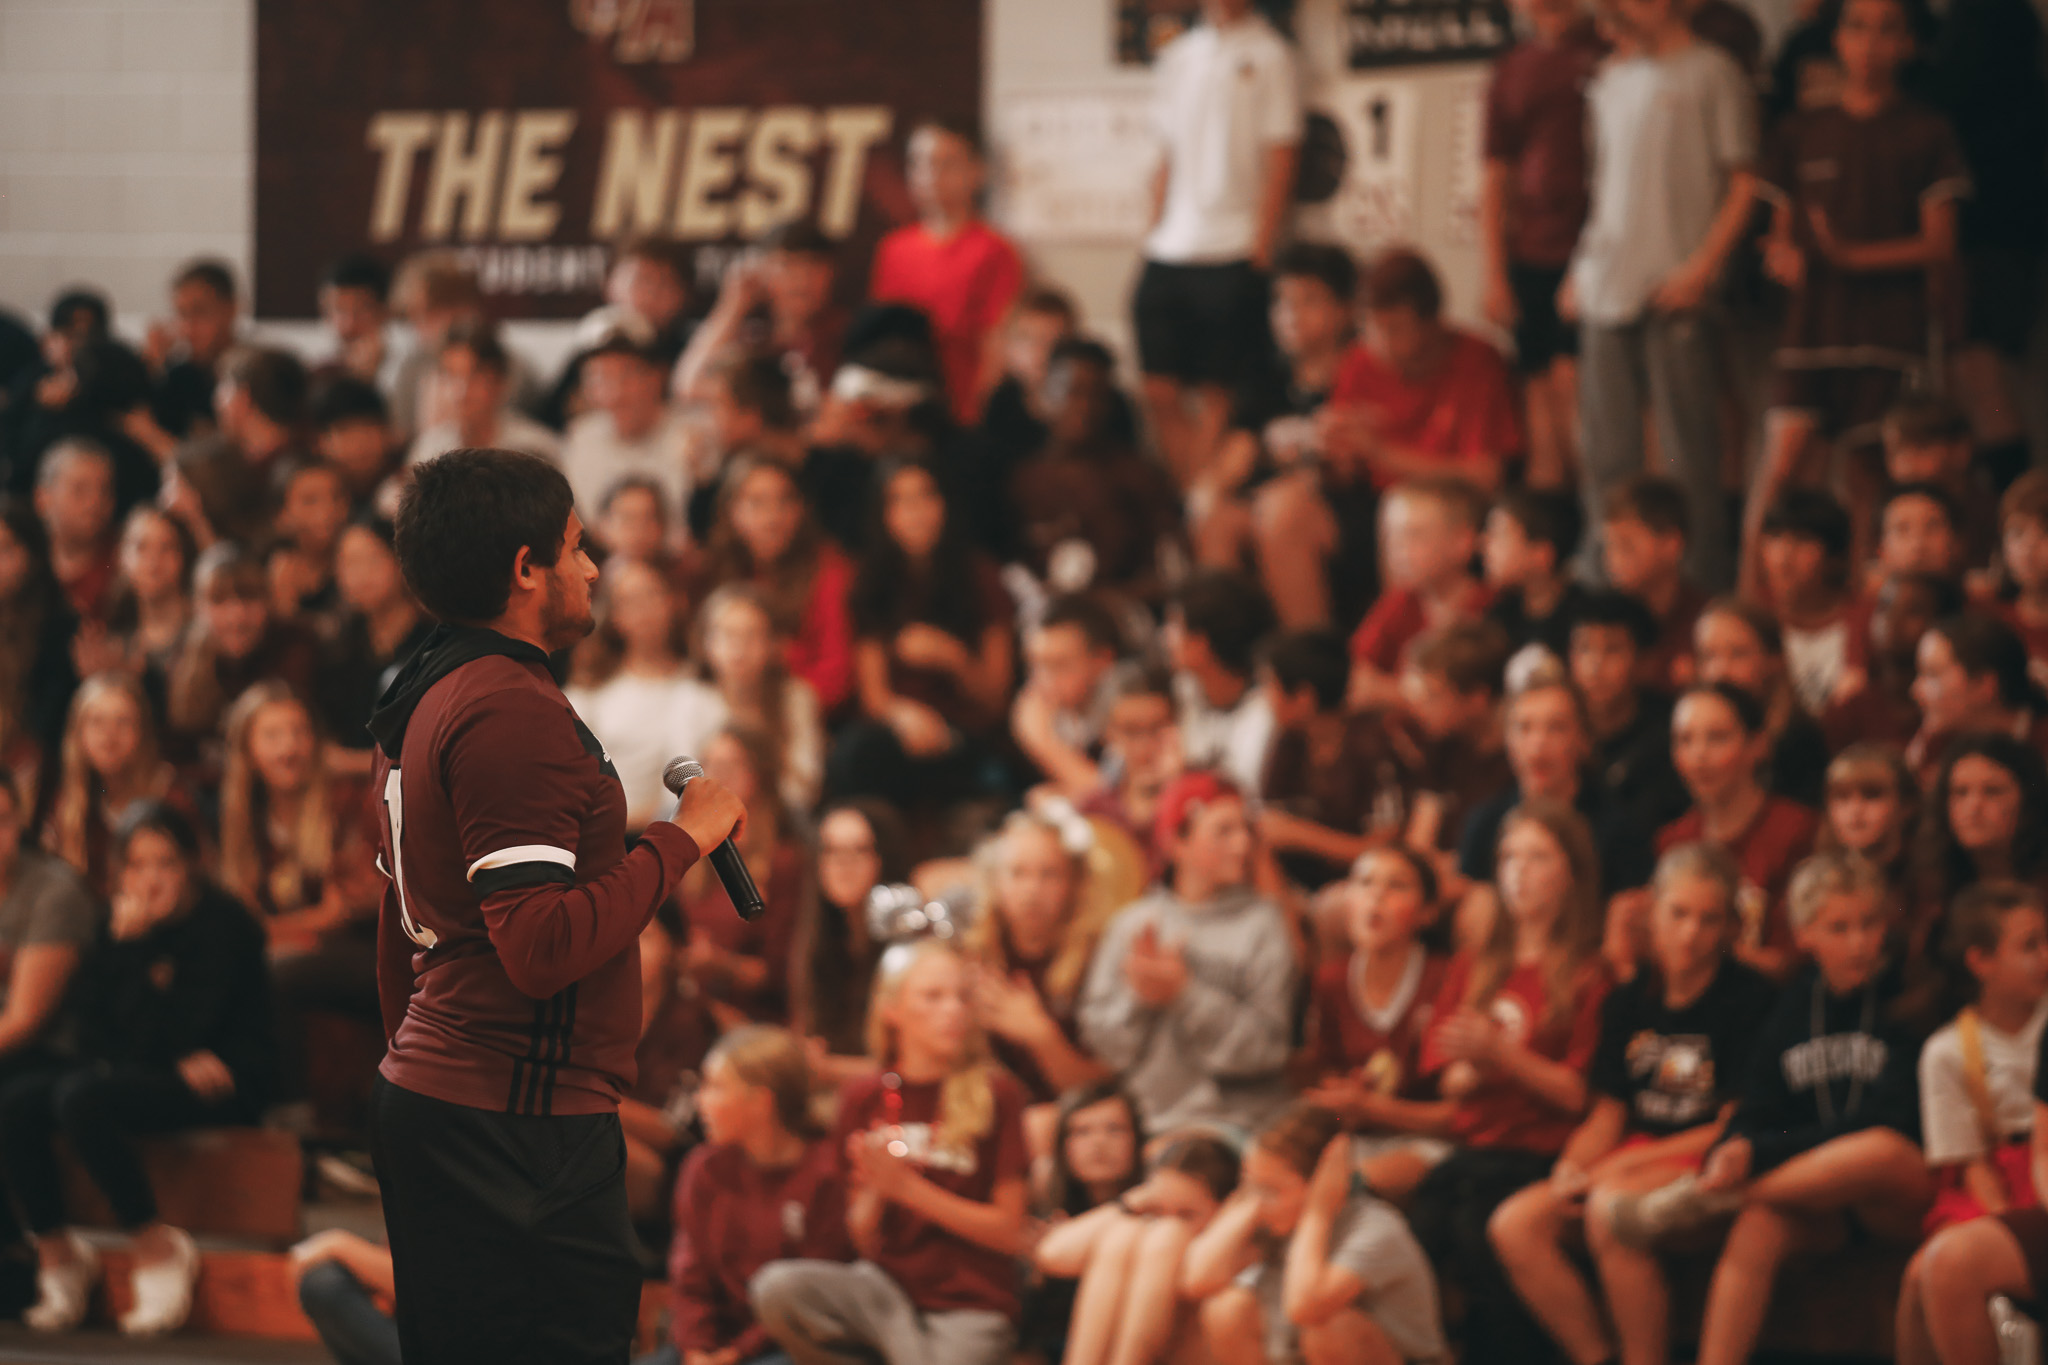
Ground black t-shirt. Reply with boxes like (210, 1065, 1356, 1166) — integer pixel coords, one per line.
(1458, 778, 1656, 898)
(152, 359, 218, 439)
(1227, 356, 1331, 491)
(1487, 581, 1592, 661)
(1591, 960, 1778, 1137)
(1590, 691, 1691, 833)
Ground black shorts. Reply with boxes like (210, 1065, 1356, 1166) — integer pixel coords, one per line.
(372, 1075, 639, 1365)
(1965, 245, 2045, 356)
(1769, 364, 1907, 448)
(1133, 259, 1272, 387)
(1509, 262, 1578, 373)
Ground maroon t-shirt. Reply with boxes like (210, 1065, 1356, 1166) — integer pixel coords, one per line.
(372, 648, 701, 1115)
(1485, 21, 1608, 269)
(833, 1069, 1030, 1319)
(1309, 947, 1450, 1100)
(1657, 796, 1819, 953)
(669, 1138, 851, 1359)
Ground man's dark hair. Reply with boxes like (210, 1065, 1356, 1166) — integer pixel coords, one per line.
(440, 319, 510, 376)
(222, 347, 308, 427)
(1494, 486, 1584, 566)
(323, 253, 392, 302)
(48, 288, 109, 340)
(1408, 620, 1512, 697)
(1884, 390, 1972, 448)
(1761, 487, 1852, 561)
(1040, 594, 1124, 655)
(115, 798, 203, 863)
(1107, 659, 1174, 704)
(1261, 629, 1349, 711)
(911, 115, 984, 155)
(763, 220, 835, 259)
(614, 235, 690, 279)
(716, 351, 797, 431)
(1049, 336, 1117, 375)
(1602, 475, 1691, 542)
(395, 449, 574, 624)
(312, 375, 390, 431)
(1273, 242, 1359, 306)
(1172, 569, 1277, 679)
(1571, 587, 1659, 651)
(172, 258, 237, 302)
(1362, 249, 1442, 321)
(1882, 480, 1962, 531)
(1018, 285, 1077, 325)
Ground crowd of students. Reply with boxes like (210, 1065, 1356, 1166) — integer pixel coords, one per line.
(0, 0, 2044, 1357)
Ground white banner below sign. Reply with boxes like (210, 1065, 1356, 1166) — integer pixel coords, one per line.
(994, 89, 1159, 244)
(1323, 79, 1418, 251)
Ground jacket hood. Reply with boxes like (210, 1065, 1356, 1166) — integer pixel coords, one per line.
(366, 624, 550, 760)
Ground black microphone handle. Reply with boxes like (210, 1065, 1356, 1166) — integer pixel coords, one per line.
(707, 837, 766, 921)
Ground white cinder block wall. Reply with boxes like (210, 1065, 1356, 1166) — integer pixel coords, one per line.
(0, 0, 251, 326)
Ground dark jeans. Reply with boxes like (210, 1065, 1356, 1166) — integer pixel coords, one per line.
(0, 1063, 240, 1233)
(1407, 1145, 1560, 1365)
(299, 1260, 401, 1365)
(372, 1075, 640, 1365)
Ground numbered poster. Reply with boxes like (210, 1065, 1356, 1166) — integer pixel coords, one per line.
(1323, 80, 1419, 252)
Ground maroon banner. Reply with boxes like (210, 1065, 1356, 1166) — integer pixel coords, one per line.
(255, 0, 984, 318)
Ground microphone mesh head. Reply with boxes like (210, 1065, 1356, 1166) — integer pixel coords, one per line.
(662, 756, 703, 794)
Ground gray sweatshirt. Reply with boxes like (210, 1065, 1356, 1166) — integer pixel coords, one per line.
(1077, 884, 1298, 1136)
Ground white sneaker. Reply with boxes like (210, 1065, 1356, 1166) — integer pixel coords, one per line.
(118, 1226, 198, 1337)
(24, 1230, 100, 1332)
(1600, 1172, 1744, 1249)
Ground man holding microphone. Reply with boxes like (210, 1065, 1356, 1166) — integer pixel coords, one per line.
(366, 447, 746, 1363)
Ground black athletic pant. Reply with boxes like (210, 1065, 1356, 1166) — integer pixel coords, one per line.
(371, 1075, 639, 1365)
(1407, 1145, 1561, 1365)
(0, 1062, 240, 1234)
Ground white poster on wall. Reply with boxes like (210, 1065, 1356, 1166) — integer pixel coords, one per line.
(1444, 73, 1488, 247)
(993, 89, 1159, 243)
(1321, 79, 1418, 251)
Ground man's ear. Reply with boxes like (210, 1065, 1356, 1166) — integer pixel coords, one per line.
(508, 544, 535, 591)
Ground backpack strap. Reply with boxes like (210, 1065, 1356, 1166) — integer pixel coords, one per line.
(1958, 1007, 2006, 1151)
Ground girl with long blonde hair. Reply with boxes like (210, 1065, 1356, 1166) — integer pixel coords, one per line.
(217, 682, 359, 945)
(753, 939, 1030, 1365)
(960, 811, 1118, 1110)
(44, 672, 180, 897)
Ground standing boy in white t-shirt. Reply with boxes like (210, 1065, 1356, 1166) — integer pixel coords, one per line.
(1135, 0, 1302, 489)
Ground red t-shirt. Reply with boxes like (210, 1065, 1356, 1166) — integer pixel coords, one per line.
(832, 1069, 1030, 1318)
(1329, 331, 1522, 489)
(1420, 951, 1609, 1153)
(1484, 22, 1607, 268)
(373, 651, 701, 1115)
(680, 841, 805, 1022)
(1349, 580, 1495, 673)
(668, 1138, 852, 1359)
(870, 220, 1024, 425)
(1657, 797, 1819, 953)
(788, 544, 855, 714)
(1309, 947, 1450, 1100)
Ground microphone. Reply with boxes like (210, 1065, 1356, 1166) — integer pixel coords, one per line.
(662, 756, 765, 921)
